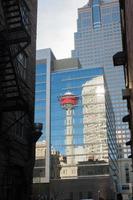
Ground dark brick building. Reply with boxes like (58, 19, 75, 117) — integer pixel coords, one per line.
(0, 0, 41, 199)
(33, 161, 116, 200)
(33, 176, 116, 200)
(50, 177, 115, 200)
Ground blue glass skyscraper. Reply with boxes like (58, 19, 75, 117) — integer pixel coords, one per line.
(72, 0, 130, 158)
(34, 49, 118, 196)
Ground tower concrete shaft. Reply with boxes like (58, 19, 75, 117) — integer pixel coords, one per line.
(65, 108, 74, 165)
(59, 92, 78, 165)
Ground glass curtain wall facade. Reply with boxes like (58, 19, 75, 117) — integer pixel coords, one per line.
(34, 50, 118, 185)
(34, 49, 55, 183)
(35, 63, 46, 141)
(51, 70, 118, 179)
(34, 62, 46, 182)
(71, 0, 130, 158)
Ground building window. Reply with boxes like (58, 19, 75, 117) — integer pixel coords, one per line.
(63, 169, 67, 175)
(125, 163, 130, 183)
(20, 0, 29, 28)
(79, 192, 82, 200)
(122, 185, 129, 190)
(14, 111, 25, 137)
(70, 192, 73, 200)
(17, 51, 27, 79)
(88, 191, 92, 198)
(92, 0, 101, 28)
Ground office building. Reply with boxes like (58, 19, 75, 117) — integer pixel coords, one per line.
(82, 76, 109, 162)
(117, 159, 133, 200)
(34, 49, 118, 199)
(33, 141, 61, 183)
(72, 0, 130, 158)
(0, 1, 41, 199)
(34, 49, 56, 183)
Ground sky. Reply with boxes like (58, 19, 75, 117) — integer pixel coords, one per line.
(37, 0, 88, 59)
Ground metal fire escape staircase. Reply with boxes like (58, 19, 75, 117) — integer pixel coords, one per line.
(0, 0, 32, 132)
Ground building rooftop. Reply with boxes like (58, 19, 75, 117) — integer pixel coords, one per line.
(53, 58, 81, 71)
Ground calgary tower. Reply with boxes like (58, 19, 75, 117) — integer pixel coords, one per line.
(59, 92, 78, 165)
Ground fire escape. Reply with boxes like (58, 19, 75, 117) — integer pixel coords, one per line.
(0, 0, 32, 132)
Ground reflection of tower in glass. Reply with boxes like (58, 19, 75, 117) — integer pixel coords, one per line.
(82, 76, 108, 162)
(59, 92, 78, 165)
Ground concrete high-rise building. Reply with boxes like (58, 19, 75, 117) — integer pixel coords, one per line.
(82, 76, 110, 162)
(72, 0, 130, 158)
(0, 0, 41, 200)
(33, 141, 61, 183)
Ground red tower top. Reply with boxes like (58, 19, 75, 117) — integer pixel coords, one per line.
(59, 92, 78, 109)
